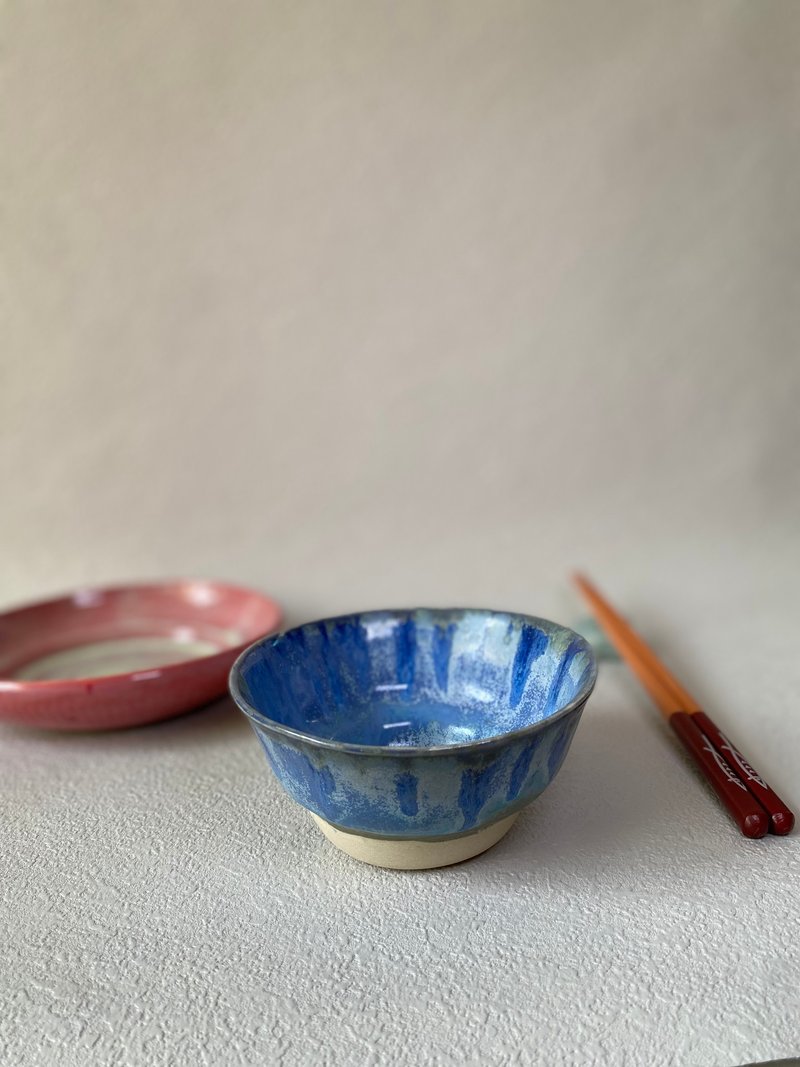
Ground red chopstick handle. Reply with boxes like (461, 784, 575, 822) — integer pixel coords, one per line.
(669, 712, 768, 838)
(692, 711, 795, 836)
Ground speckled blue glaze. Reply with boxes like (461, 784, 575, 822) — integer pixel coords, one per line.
(229, 609, 596, 839)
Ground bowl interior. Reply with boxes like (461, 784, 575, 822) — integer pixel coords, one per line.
(235, 609, 595, 748)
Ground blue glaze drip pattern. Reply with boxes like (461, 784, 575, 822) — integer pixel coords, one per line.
(393, 617, 416, 698)
(431, 622, 455, 694)
(459, 760, 504, 830)
(507, 741, 536, 802)
(545, 638, 582, 714)
(395, 772, 419, 817)
(510, 624, 549, 709)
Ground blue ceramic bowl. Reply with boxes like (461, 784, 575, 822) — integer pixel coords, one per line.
(229, 608, 596, 868)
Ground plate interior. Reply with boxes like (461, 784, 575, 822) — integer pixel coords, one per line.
(12, 634, 224, 681)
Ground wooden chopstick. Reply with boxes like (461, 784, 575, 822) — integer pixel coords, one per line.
(573, 573, 794, 839)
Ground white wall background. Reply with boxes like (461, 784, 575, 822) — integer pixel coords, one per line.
(2, 1, 798, 624)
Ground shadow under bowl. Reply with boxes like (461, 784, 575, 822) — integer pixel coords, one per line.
(229, 607, 597, 869)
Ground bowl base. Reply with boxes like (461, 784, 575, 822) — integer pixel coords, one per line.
(310, 812, 519, 870)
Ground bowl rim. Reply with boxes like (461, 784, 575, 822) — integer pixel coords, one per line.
(0, 579, 283, 692)
(228, 606, 598, 757)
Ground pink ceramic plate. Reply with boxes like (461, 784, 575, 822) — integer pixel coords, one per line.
(0, 580, 282, 730)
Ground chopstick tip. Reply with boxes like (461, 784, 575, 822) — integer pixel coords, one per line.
(742, 811, 769, 839)
(770, 811, 795, 836)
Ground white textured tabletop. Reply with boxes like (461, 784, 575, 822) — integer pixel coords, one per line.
(3, 543, 799, 1067)
(2, 2, 799, 1065)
